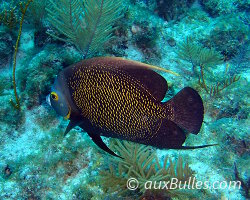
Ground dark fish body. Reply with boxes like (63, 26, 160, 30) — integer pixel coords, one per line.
(68, 59, 168, 141)
(50, 57, 212, 157)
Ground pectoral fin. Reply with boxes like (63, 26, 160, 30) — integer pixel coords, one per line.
(87, 132, 122, 159)
(64, 120, 82, 136)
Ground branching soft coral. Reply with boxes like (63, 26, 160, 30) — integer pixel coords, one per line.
(178, 37, 223, 70)
(99, 139, 194, 197)
(177, 37, 240, 97)
(0, 6, 18, 30)
(46, 0, 124, 58)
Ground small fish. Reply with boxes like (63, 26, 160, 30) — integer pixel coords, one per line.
(47, 57, 215, 158)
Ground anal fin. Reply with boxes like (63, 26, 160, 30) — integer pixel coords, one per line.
(149, 119, 217, 150)
(148, 119, 187, 149)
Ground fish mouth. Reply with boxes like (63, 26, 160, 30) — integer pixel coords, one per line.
(46, 94, 51, 106)
(64, 106, 71, 120)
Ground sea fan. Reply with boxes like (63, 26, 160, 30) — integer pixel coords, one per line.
(46, 0, 123, 58)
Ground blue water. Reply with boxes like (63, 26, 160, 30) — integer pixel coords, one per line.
(0, 0, 249, 199)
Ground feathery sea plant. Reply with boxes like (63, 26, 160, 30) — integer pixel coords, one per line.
(178, 37, 240, 97)
(46, 0, 124, 58)
(178, 37, 224, 70)
(0, 6, 18, 30)
(99, 139, 194, 196)
(27, 0, 48, 28)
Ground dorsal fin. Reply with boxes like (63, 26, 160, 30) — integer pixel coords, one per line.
(118, 62, 168, 101)
(78, 57, 177, 101)
(110, 57, 180, 76)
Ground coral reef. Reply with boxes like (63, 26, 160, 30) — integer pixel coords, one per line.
(0, 0, 249, 199)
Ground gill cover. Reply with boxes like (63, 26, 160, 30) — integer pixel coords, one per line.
(49, 74, 71, 119)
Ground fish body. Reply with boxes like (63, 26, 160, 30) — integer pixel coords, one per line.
(48, 57, 212, 157)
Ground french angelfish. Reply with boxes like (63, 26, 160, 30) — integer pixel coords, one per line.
(47, 57, 215, 158)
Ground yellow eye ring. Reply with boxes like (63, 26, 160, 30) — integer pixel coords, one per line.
(51, 92, 59, 101)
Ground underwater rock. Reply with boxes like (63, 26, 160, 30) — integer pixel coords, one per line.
(0, 31, 13, 68)
(166, 37, 176, 47)
(130, 0, 157, 11)
(132, 21, 157, 48)
(0, 94, 25, 131)
(131, 21, 161, 62)
(16, 44, 81, 109)
(155, 0, 195, 21)
(234, 162, 250, 199)
(104, 18, 129, 57)
(200, 0, 250, 16)
(26, 0, 47, 29)
(131, 24, 142, 34)
(19, 29, 35, 52)
(140, 190, 171, 200)
(3, 165, 12, 178)
(34, 28, 49, 48)
(201, 15, 249, 60)
(231, 40, 250, 73)
(17, 45, 62, 108)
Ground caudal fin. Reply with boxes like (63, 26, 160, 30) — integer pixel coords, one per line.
(165, 87, 204, 134)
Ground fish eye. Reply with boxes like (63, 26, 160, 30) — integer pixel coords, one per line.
(51, 92, 59, 101)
